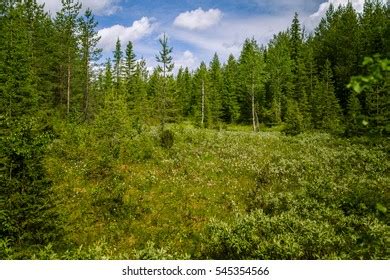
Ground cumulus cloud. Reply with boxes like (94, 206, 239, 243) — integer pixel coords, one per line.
(310, 0, 386, 21)
(175, 51, 197, 69)
(37, 0, 122, 16)
(173, 8, 223, 30)
(171, 14, 292, 61)
(307, 0, 387, 28)
(311, 0, 362, 19)
(98, 17, 155, 53)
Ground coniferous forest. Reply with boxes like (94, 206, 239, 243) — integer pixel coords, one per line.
(0, 0, 389, 259)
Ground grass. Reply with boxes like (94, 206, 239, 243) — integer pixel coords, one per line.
(43, 123, 389, 259)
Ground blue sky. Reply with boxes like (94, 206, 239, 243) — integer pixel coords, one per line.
(37, 0, 371, 70)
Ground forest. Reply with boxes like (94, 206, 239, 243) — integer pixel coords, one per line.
(0, 0, 389, 259)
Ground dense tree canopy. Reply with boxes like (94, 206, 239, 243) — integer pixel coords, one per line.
(0, 0, 388, 259)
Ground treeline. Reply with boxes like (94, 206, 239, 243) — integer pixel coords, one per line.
(1, 1, 389, 133)
(0, 0, 389, 257)
(94, 1, 389, 136)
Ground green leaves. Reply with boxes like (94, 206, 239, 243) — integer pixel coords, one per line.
(347, 55, 390, 135)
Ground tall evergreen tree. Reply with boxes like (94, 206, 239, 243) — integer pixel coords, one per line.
(265, 32, 294, 125)
(238, 38, 265, 131)
(222, 54, 240, 123)
(312, 60, 343, 132)
(313, 2, 360, 111)
(155, 33, 175, 127)
(131, 58, 149, 128)
(79, 8, 101, 119)
(124, 40, 137, 102)
(192, 62, 210, 126)
(55, 0, 82, 115)
(0, 1, 61, 256)
(113, 38, 124, 92)
(176, 67, 193, 118)
(208, 53, 224, 126)
(103, 58, 113, 93)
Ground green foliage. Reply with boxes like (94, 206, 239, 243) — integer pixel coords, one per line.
(1, 0, 389, 261)
(348, 55, 390, 135)
(134, 241, 190, 260)
(283, 100, 303, 136)
(238, 38, 266, 129)
(311, 61, 343, 133)
(222, 55, 240, 123)
(159, 129, 175, 149)
(1, 117, 62, 258)
(202, 133, 389, 260)
(113, 38, 124, 90)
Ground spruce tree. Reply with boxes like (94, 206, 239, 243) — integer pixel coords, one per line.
(209, 53, 224, 127)
(79, 8, 101, 120)
(176, 67, 193, 118)
(132, 58, 149, 127)
(238, 38, 265, 131)
(0, 1, 61, 256)
(312, 60, 343, 132)
(345, 91, 363, 136)
(265, 32, 294, 126)
(124, 41, 137, 103)
(155, 33, 174, 127)
(55, 0, 82, 115)
(222, 54, 240, 123)
(113, 38, 124, 93)
(192, 62, 210, 126)
(103, 58, 113, 93)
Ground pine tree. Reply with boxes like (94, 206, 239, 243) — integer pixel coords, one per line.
(55, 0, 82, 115)
(208, 53, 224, 127)
(131, 58, 149, 128)
(290, 12, 302, 71)
(79, 8, 101, 120)
(155, 33, 175, 127)
(176, 67, 193, 118)
(192, 62, 210, 126)
(238, 38, 265, 131)
(313, 2, 360, 111)
(0, 1, 61, 256)
(222, 54, 240, 123)
(103, 58, 113, 93)
(265, 32, 294, 126)
(124, 40, 137, 103)
(312, 60, 343, 132)
(289, 13, 311, 129)
(345, 91, 363, 136)
(284, 100, 303, 136)
(360, 0, 389, 58)
(113, 38, 124, 92)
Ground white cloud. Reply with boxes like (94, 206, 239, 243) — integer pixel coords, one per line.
(307, 0, 387, 29)
(175, 51, 197, 69)
(37, 0, 122, 16)
(310, 0, 387, 22)
(171, 14, 292, 62)
(173, 8, 223, 30)
(98, 17, 155, 53)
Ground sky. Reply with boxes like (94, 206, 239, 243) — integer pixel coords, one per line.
(36, 0, 380, 71)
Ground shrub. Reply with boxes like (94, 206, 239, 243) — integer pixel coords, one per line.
(159, 129, 175, 149)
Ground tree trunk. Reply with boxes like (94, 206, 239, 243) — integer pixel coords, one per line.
(67, 49, 71, 115)
(84, 54, 89, 120)
(84, 68, 89, 120)
(201, 79, 205, 126)
(161, 64, 166, 129)
(252, 81, 256, 132)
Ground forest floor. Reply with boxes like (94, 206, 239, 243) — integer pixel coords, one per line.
(43, 124, 389, 259)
